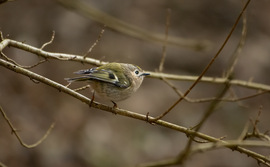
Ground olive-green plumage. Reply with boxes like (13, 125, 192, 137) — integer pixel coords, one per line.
(66, 63, 149, 102)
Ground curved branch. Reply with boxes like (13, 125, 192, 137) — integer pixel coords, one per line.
(0, 106, 55, 148)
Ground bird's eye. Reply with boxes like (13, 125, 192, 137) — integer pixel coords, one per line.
(134, 70, 139, 75)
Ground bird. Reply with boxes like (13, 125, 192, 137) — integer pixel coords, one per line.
(66, 62, 150, 108)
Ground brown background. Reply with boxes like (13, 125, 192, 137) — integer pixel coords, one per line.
(0, 0, 270, 166)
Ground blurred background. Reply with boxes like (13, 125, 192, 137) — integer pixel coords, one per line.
(0, 0, 270, 166)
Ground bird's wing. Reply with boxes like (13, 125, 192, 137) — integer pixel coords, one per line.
(67, 68, 130, 88)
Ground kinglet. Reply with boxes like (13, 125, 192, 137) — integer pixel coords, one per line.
(66, 63, 149, 107)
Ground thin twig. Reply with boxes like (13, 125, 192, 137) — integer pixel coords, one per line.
(83, 25, 106, 58)
(0, 51, 47, 69)
(40, 31, 55, 50)
(238, 121, 250, 140)
(244, 106, 270, 141)
(253, 106, 262, 132)
(0, 106, 55, 148)
(24, 59, 48, 69)
(1, 51, 20, 65)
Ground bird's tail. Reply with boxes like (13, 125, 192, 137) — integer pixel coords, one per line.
(64, 76, 91, 83)
(65, 68, 95, 82)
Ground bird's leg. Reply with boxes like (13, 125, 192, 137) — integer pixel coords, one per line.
(111, 101, 118, 108)
(146, 112, 155, 125)
(89, 91, 95, 107)
(111, 101, 118, 114)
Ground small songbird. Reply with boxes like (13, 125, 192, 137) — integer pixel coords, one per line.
(66, 62, 150, 107)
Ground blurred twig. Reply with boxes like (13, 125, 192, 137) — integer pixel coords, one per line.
(158, 8, 171, 72)
(0, 162, 7, 167)
(55, 0, 212, 51)
(225, 0, 247, 78)
(0, 106, 55, 148)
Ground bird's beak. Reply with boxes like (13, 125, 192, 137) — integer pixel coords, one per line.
(140, 72, 150, 77)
